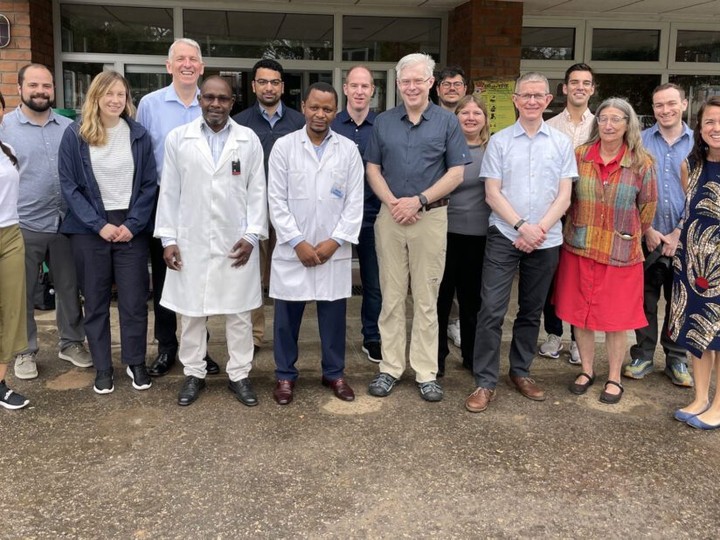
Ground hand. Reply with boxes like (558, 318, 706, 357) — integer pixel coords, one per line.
(314, 239, 340, 264)
(113, 224, 134, 243)
(99, 224, 119, 242)
(518, 222, 546, 248)
(389, 197, 421, 225)
(229, 238, 254, 268)
(513, 236, 535, 253)
(660, 228, 681, 257)
(294, 241, 321, 267)
(644, 227, 663, 252)
(163, 245, 183, 271)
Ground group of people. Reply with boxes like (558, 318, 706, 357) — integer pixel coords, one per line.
(0, 41, 718, 430)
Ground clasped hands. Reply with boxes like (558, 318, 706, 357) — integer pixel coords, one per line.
(389, 196, 422, 225)
(513, 222, 546, 253)
(294, 239, 340, 267)
(99, 223, 134, 243)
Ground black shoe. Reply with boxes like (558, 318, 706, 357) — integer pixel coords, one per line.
(126, 364, 152, 391)
(0, 380, 30, 410)
(228, 378, 258, 407)
(148, 351, 177, 377)
(94, 369, 114, 395)
(361, 342, 382, 363)
(205, 354, 220, 375)
(178, 376, 206, 406)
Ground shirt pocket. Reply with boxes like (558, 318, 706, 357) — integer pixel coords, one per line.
(287, 171, 309, 200)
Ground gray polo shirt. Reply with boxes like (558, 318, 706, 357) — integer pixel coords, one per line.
(364, 102, 470, 197)
(1, 107, 73, 233)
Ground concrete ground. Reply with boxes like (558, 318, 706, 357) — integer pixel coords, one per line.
(2, 287, 719, 539)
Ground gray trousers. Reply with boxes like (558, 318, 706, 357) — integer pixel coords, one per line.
(20, 229, 85, 354)
(472, 227, 559, 388)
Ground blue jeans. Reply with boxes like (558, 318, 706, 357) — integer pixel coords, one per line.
(356, 225, 382, 344)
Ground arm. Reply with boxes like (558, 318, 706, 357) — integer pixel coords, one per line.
(485, 178, 546, 251)
(637, 162, 658, 236)
(153, 131, 181, 241)
(121, 130, 158, 239)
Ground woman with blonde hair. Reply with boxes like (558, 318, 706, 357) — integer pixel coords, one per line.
(555, 97, 657, 404)
(59, 70, 157, 395)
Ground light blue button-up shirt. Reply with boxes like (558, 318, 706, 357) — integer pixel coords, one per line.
(260, 101, 285, 128)
(480, 120, 577, 248)
(641, 122, 693, 235)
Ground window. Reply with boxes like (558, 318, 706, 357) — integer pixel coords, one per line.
(62, 62, 105, 109)
(521, 27, 575, 60)
(342, 16, 441, 62)
(675, 30, 720, 63)
(591, 29, 660, 62)
(593, 74, 661, 127)
(670, 75, 720, 127)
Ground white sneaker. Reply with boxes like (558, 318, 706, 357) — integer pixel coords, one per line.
(59, 343, 93, 368)
(569, 341, 582, 365)
(447, 320, 461, 347)
(14, 353, 38, 380)
(538, 334, 563, 359)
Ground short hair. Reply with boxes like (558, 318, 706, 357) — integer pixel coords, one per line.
(652, 82, 686, 101)
(564, 63, 594, 85)
(437, 66, 466, 86)
(345, 65, 374, 84)
(200, 75, 233, 95)
(79, 71, 135, 147)
(515, 72, 549, 93)
(689, 96, 720, 165)
(252, 59, 285, 80)
(18, 63, 54, 86)
(455, 94, 490, 148)
(396, 53, 435, 80)
(0, 90, 18, 167)
(168, 38, 203, 63)
(302, 81, 338, 107)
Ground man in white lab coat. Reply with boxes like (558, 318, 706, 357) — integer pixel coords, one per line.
(155, 76, 268, 407)
(268, 82, 364, 405)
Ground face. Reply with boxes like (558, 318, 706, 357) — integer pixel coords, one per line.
(597, 106, 628, 147)
(512, 80, 552, 122)
(200, 79, 234, 132)
(343, 68, 374, 113)
(456, 100, 486, 140)
(302, 89, 337, 138)
(166, 42, 204, 87)
(397, 63, 433, 111)
(98, 80, 127, 124)
(252, 67, 284, 108)
(563, 70, 594, 109)
(20, 66, 54, 113)
(700, 105, 720, 158)
(652, 87, 688, 130)
(437, 74, 467, 109)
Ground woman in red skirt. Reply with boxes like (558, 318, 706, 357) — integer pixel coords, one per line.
(555, 97, 657, 404)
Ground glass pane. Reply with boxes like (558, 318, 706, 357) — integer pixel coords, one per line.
(124, 69, 172, 109)
(670, 75, 720, 127)
(343, 16, 441, 63)
(184, 10, 333, 60)
(521, 27, 575, 60)
(593, 73, 661, 128)
(60, 4, 173, 55)
(675, 30, 720, 63)
(62, 62, 105, 110)
(592, 29, 660, 61)
(340, 70, 388, 113)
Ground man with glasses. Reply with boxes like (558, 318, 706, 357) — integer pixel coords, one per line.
(233, 59, 305, 352)
(465, 72, 577, 413)
(624, 83, 693, 387)
(155, 76, 267, 407)
(365, 53, 470, 402)
(436, 66, 467, 113)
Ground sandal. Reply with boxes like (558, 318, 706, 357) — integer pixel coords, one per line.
(599, 380, 624, 404)
(568, 372, 595, 395)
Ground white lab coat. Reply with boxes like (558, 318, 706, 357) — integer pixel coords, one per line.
(268, 128, 363, 301)
(155, 117, 268, 316)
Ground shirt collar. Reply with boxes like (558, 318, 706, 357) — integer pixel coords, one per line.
(200, 119, 232, 135)
(165, 84, 200, 106)
(16, 106, 62, 126)
(585, 140, 627, 166)
(399, 101, 434, 123)
(338, 109, 375, 126)
(561, 108, 594, 122)
(647, 121, 693, 141)
(259, 101, 284, 120)
(512, 119, 552, 138)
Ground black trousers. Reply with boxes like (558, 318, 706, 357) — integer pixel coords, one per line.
(150, 213, 178, 353)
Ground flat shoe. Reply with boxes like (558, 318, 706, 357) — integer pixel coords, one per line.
(674, 404, 710, 423)
(599, 380, 624, 404)
(686, 415, 720, 430)
(568, 372, 595, 395)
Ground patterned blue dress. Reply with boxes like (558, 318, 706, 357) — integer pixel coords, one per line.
(669, 160, 720, 358)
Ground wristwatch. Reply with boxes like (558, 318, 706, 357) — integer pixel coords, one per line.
(513, 218, 526, 231)
(418, 194, 428, 210)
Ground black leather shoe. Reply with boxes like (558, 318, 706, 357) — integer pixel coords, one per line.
(148, 351, 177, 377)
(205, 354, 220, 375)
(228, 378, 258, 407)
(178, 376, 206, 406)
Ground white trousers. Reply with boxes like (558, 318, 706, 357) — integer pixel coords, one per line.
(179, 313, 253, 381)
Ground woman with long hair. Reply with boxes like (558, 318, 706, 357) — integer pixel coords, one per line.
(555, 97, 657, 404)
(59, 70, 157, 395)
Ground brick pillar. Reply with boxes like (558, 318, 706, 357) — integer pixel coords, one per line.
(0, 0, 53, 108)
(448, 0, 523, 84)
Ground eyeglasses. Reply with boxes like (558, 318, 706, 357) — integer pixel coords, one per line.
(200, 94, 233, 104)
(440, 81, 465, 89)
(398, 77, 431, 88)
(596, 115, 628, 125)
(254, 79, 282, 87)
(513, 93, 548, 102)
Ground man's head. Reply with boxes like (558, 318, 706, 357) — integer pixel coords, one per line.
(199, 76, 234, 132)
(166, 38, 204, 88)
(512, 72, 552, 123)
(436, 66, 467, 111)
(302, 82, 338, 139)
(18, 64, 54, 113)
(395, 53, 435, 111)
(651, 83, 688, 131)
(251, 59, 286, 109)
(343, 66, 374, 114)
(562, 63, 594, 110)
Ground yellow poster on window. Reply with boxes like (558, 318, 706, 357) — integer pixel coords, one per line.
(473, 79, 516, 135)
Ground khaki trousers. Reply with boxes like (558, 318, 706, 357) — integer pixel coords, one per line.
(0, 225, 27, 363)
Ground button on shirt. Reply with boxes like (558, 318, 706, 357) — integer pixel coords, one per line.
(641, 123, 693, 235)
(0, 107, 72, 233)
(546, 108, 595, 148)
(480, 120, 578, 248)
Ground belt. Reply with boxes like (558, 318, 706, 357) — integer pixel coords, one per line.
(424, 198, 450, 211)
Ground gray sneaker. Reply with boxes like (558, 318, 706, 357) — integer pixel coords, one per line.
(368, 373, 397, 397)
(14, 353, 38, 380)
(418, 380, 443, 402)
(59, 343, 93, 368)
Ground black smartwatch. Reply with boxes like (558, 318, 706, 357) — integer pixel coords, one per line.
(418, 194, 429, 210)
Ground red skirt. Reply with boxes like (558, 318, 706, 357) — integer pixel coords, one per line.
(553, 248, 647, 332)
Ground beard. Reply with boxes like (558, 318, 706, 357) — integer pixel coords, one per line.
(22, 93, 53, 113)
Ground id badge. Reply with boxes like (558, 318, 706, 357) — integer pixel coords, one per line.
(330, 181, 345, 198)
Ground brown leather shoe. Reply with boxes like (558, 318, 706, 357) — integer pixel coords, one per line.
(321, 377, 355, 401)
(509, 375, 546, 401)
(273, 379, 295, 405)
(465, 387, 497, 412)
